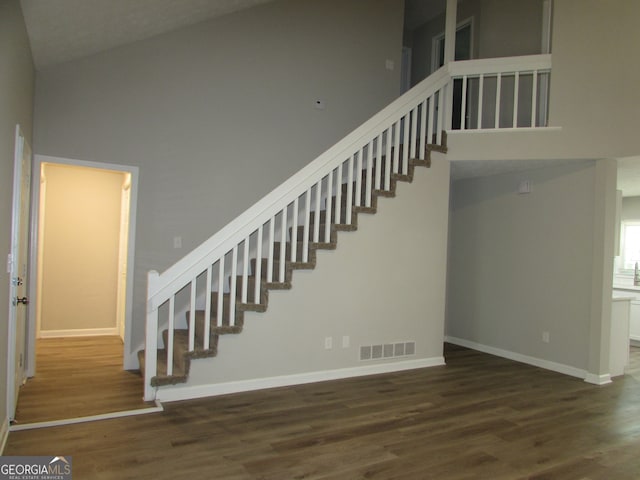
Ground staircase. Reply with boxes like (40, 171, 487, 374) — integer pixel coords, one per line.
(140, 55, 552, 401)
(139, 139, 447, 387)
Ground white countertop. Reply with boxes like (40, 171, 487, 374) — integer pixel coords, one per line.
(613, 284, 640, 291)
(612, 295, 635, 302)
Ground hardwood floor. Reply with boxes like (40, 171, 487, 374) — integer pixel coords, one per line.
(6, 344, 640, 479)
(13, 336, 151, 424)
(628, 345, 640, 380)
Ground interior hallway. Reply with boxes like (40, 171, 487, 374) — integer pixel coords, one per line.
(13, 336, 152, 425)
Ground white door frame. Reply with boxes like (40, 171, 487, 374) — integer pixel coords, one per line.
(27, 155, 140, 373)
(7, 125, 31, 420)
(431, 17, 475, 73)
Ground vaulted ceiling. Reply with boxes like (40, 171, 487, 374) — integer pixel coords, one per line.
(18, 0, 640, 189)
(20, 0, 276, 69)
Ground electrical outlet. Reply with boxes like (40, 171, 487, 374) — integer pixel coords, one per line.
(324, 337, 333, 350)
(342, 336, 350, 348)
(542, 331, 550, 343)
(173, 236, 182, 249)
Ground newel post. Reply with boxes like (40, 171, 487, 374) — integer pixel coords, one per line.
(144, 270, 160, 401)
(443, 0, 458, 132)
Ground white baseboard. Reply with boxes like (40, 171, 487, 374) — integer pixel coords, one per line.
(156, 357, 445, 403)
(9, 402, 163, 432)
(584, 373, 612, 385)
(445, 336, 588, 380)
(0, 416, 9, 454)
(39, 327, 118, 338)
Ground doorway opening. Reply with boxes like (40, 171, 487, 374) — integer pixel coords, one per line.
(13, 155, 144, 424)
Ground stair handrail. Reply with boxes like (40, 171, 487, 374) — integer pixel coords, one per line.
(147, 66, 451, 312)
(144, 54, 554, 400)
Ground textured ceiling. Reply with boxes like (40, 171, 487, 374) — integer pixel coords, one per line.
(20, 0, 275, 69)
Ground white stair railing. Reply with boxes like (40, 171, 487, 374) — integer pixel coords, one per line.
(144, 54, 552, 401)
(447, 54, 552, 130)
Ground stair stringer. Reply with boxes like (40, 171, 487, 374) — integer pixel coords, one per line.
(155, 153, 451, 400)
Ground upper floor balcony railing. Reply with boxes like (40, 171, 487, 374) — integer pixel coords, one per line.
(447, 54, 552, 131)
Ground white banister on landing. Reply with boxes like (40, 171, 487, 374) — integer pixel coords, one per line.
(143, 54, 552, 401)
(447, 54, 552, 130)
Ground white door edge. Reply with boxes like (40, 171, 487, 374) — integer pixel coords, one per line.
(7, 125, 29, 421)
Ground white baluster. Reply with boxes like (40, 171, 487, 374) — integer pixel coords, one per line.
(495, 72, 502, 128)
(303, 189, 311, 261)
(460, 76, 468, 130)
(419, 99, 427, 159)
(241, 237, 249, 303)
(393, 121, 400, 173)
(477, 74, 484, 129)
(427, 96, 434, 145)
(204, 264, 212, 350)
(365, 141, 373, 208)
(217, 256, 224, 326)
(531, 70, 538, 128)
(229, 246, 237, 325)
(188, 277, 196, 351)
(291, 197, 299, 262)
(355, 150, 363, 207)
(346, 156, 354, 224)
(384, 128, 392, 191)
(410, 108, 417, 159)
(325, 172, 333, 242)
(267, 217, 275, 282)
(279, 207, 286, 282)
(167, 295, 175, 376)
(402, 115, 410, 174)
(313, 180, 322, 242)
(513, 71, 519, 128)
(437, 89, 444, 144)
(254, 226, 262, 303)
(374, 135, 382, 191)
(335, 162, 343, 224)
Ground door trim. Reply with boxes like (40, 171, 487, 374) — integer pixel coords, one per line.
(28, 155, 140, 373)
(7, 125, 31, 421)
(431, 17, 475, 73)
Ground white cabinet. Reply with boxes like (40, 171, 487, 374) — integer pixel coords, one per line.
(630, 301, 640, 344)
(610, 298, 631, 377)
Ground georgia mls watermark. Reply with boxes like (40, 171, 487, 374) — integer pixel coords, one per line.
(0, 456, 72, 480)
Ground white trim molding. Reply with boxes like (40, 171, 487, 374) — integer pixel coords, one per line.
(156, 357, 445, 403)
(9, 402, 163, 432)
(0, 416, 9, 454)
(584, 373, 612, 386)
(38, 328, 119, 338)
(445, 336, 588, 380)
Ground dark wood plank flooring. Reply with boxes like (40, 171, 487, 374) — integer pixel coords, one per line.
(13, 336, 151, 424)
(5, 344, 640, 479)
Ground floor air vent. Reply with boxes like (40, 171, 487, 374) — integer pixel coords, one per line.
(360, 341, 415, 361)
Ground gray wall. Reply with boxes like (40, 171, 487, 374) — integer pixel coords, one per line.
(476, 0, 543, 58)
(408, 0, 542, 86)
(176, 156, 450, 389)
(447, 162, 597, 371)
(32, 0, 405, 356)
(0, 0, 34, 431)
